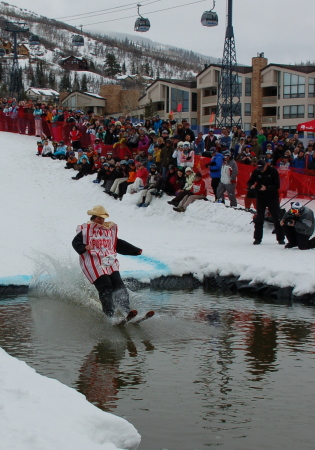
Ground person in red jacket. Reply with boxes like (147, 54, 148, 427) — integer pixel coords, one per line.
(69, 125, 82, 151)
(127, 161, 149, 194)
(173, 172, 208, 212)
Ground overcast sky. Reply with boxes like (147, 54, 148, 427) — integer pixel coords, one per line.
(9, 0, 314, 66)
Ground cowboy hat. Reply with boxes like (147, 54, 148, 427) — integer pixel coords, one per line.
(87, 205, 109, 218)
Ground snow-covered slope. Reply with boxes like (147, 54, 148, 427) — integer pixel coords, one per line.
(1, 131, 315, 298)
(0, 348, 141, 450)
(0, 1, 201, 91)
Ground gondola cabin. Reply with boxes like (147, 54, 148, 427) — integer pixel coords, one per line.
(201, 11, 219, 27)
(134, 17, 150, 32)
(29, 35, 40, 46)
(72, 35, 84, 46)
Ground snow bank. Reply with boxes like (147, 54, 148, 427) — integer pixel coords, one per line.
(0, 131, 315, 298)
(0, 348, 141, 450)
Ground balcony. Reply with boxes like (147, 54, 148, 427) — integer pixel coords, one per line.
(201, 115, 211, 123)
(262, 96, 277, 104)
(202, 95, 217, 105)
(262, 116, 277, 124)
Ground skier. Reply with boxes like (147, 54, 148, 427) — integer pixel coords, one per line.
(72, 205, 142, 319)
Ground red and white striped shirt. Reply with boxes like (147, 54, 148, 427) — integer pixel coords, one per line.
(76, 222, 120, 283)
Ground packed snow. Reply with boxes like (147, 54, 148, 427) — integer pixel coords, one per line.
(0, 348, 141, 450)
(0, 132, 315, 297)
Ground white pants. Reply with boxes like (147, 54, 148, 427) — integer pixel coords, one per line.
(126, 177, 144, 193)
(110, 178, 127, 195)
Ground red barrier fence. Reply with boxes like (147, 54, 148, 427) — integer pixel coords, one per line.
(195, 155, 315, 206)
(1, 113, 315, 205)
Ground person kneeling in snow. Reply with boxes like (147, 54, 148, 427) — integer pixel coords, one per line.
(173, 172, 208, 212)
(72, 205, 142, 317)
(137, 164, 162, 207)
(280, 202, 315, 250)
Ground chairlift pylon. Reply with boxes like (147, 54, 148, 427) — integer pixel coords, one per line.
(201, 0, 219, 27)
(134, 4, 150, 32)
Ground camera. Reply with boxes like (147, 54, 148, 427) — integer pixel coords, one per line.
(284, 212, 296, 226)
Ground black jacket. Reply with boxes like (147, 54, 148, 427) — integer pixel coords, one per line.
(72, 231, 142, 256)
(247, 166, 280, 198)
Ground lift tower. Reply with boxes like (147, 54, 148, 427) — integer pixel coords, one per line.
(215, 0, 242, 128)
(5, 21, 29, 99)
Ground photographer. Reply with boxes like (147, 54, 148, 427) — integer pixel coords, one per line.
(280, 202, 315, 250)
(247, 159, 285, 245)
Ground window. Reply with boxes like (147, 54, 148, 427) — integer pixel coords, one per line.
(191, 118, 197, 126)
(203, 107, 210, 115)
(171, 88, 189, 112)
(283, 105, 305, 119)
(245, 77, 251, 97)
(283, 72, 305, 98)
(244, 123, 251, 132)
(191, 92, 197, 112)
(244, 103, 251, 116)
(238, 76, 242, 96)
(309, 78, 315, 98)
(204, 89, 210, 97)
(308, 105, 315, 118)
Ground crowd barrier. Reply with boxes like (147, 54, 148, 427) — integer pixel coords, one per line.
(195, 155, 315, 206)
(1, 112, 314, 206)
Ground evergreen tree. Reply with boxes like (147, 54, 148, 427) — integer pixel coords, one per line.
(0, 62, 3, 82)
(122, 61, 126, 75)
(104, 53, 121, 78)
(89, 59, 96, 72)
(35, 61, 45, 87)
(80, 74, 88, 92)
(144, 99, 156, 118)
(131, 61, 136, 75)
(48, 71, 56, 90)
(73, 72, 80, 91)
(59, 70, 72, 92)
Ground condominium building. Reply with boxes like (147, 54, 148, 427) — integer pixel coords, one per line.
(136, 55, 315, 132)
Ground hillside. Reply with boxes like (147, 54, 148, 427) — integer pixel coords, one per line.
(0, 2, 213, 95)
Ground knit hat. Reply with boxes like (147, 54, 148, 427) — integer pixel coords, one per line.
(87, 205, 109, 218)
(185, 167, 193, 173)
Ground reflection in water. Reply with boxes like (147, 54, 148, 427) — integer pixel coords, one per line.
(1, 291, 315, 450)
(76, 330, 154, 412)
(245, 314, 278, 378)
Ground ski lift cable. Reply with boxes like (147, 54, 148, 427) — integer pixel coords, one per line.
(55, 0, 161, 20)
(78, 0, 208, 27)
(62, 0, 161, 23)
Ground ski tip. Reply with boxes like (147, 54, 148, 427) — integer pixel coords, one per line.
(146, 311, 155, 318)
(128, 309, 138, 319)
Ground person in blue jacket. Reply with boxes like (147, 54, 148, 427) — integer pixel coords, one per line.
(209, 147, 224, 200)
(153, 115, 162, 134)
(292, 150, 306, 173)
(51, 140, 67, 160)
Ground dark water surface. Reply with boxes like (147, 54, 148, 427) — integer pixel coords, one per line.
(1, 289, 315, 449)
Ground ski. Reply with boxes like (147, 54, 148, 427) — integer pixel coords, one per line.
(115, 309, 138, 326)
(133, 310, 155, 324)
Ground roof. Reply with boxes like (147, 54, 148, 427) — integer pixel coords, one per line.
(83, 92, 105, 99)
(146, 78, 197, 91)
(60, 56, 86, 62)
(61, 91, 106, 102)
(197, 63, 252, 78)
(262, 63, 315, 74)
(27, 88, 59, 96)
